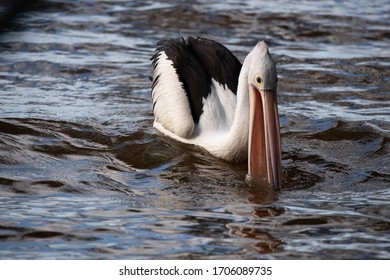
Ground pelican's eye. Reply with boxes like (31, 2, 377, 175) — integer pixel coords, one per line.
(255, 74, 262, 86)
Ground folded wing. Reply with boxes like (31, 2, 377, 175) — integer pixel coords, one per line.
(151, 37, 242, 139)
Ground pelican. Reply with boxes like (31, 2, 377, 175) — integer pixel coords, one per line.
(151, 37, 282, 190)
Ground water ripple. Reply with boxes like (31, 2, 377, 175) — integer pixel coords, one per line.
(0, 0, 389, 259)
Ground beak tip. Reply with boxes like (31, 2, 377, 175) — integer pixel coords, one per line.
(246, 174, 281, 192)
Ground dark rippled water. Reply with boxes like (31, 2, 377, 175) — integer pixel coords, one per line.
(0, 0, 389, 259)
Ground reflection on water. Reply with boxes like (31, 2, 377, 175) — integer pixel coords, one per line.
(0, 0, 389, 259)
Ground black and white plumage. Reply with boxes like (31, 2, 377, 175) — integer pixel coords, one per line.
(151, 36, 282, 190)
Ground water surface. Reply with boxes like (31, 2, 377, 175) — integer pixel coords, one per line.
(0, 0, 389, 259)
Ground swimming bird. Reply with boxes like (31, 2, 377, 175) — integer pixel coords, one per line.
(151, 37, 281, 190)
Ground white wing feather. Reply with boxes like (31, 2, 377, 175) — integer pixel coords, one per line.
(152, 51, 195, 138)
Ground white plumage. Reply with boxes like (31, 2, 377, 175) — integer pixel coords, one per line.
(152, 52, 195, 138)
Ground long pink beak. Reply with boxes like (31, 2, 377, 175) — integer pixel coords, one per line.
(248, 85, 282, 190)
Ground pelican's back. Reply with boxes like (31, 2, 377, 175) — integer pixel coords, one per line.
(151, 37, 242, 139)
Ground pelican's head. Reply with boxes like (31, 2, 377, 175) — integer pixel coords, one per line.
(246, 41, 282, 191)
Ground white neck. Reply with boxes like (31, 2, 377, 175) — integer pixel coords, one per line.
(219, 60, 250, 162)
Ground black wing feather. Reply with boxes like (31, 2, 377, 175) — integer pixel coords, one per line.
(151, 37, 242, 124)
(187, 36, 242, 94)
(152, 38, 210, 124)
